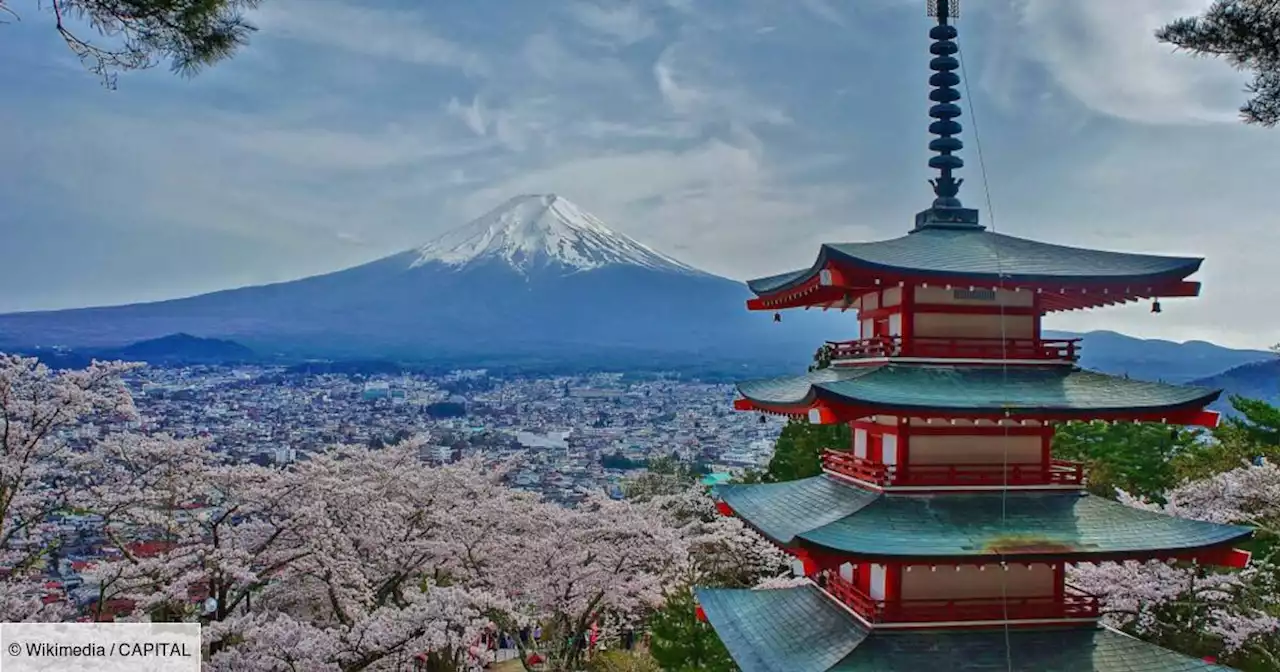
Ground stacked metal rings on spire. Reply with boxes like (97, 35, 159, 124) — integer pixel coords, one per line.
(927, 20, 964, 208)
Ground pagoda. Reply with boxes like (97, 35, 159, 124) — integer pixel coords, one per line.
(694, 2, 1255, 670)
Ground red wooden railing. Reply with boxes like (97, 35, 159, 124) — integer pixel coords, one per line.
(827, 337, 898, 359)
(825, 336, 1081, 362)
(821, 572, 1100, 624)
(822, 449, 889, 483)
(822, 450, 1084, 487)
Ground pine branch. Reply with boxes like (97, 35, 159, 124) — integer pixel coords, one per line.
(1157, 0, 1280, 126)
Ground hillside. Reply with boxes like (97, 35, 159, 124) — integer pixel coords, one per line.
(1190, 357, 1280, 411)
(1047, 330, 1272, 384)
(111, 333, 256, 364)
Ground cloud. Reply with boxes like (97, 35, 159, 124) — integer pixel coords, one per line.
(251, 0, 489, 75)
(797, 0, 847, 26)
(566, 2, 658, 45)
(1012, 0, 1249, 125)
(653, 42, 790, 126)
(446, 96, 488, 137)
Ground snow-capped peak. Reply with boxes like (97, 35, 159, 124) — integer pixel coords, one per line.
(410, 194, 704, 275)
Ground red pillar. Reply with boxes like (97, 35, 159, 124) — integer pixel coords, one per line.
(1031, 293, 1043, 345)
(900, 284, 915, 356)
(1053, 561, 1066, 612)
(898, 418, 911, 483)
(1041, 427, 1053, 481)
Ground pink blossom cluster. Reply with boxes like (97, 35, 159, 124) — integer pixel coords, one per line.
(1070, 463, 1280, 663)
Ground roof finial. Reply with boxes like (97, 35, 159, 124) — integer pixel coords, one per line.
(914, 0, 983, 232)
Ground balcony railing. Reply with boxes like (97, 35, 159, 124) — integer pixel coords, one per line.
(825, 336, 1081, 362)
(821, 572, 1100, 625)
(822, 450, 1084, 488)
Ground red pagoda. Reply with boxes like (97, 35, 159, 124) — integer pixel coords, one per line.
(694, 2, 1254, 670)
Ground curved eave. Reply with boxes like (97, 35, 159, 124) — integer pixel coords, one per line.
(719, 477, 1254, 565)
(696, 586, 1236, 672)
(733, 367, 1224, 427)
(695, 585, 869, 672)
(735, 394, 1223, 427)
(794, 536, 1252, 566)
(746, 242, 1203, 313)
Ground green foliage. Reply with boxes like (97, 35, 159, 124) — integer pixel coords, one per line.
(644, 456, 706, 479)
(752, 419, 850, 484)
(647, 588, 737, 672)
(731, 468, 768, 484)
(601, 451, 646, 470)
(1225, 394, 1280, 447)
(8, 0, 261, 86)
(620, 457, 705, 501)
(809, 344, 835, 372)
(1158, 0, 1280, 127)
(585, 650, 661, 672)
(1172, 396, 1280, 481)
(1052, 421, 1194, 502)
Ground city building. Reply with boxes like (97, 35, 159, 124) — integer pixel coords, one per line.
(694, 2, 1254, 670)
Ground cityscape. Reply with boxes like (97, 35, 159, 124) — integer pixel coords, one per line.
(120, 364, 781, 501)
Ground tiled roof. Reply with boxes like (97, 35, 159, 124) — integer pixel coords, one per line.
(746, 228, 1202, 295)
(695, 585, 868, 672)
(696, 585, 1235, 672)
(716, 476, 879, 544)
(717, 476, 1252, 560)
(735, 365, 1221, 415)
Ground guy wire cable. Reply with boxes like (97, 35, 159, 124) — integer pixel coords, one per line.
(956, 33, 1015, 672)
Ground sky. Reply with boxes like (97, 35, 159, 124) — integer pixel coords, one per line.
(0, 0, 1277, 349)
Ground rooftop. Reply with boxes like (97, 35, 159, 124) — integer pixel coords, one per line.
(747, 228, 1202, 298)
(735, 364, 1221, 421)
(718, 475, 1251, 562)
(696, 584, 1233, 672)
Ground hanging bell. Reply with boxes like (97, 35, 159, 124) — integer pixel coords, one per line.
(1151, 299, 1162, 314)
(773, 312, 782, 323)
(759, 414, 768, 424)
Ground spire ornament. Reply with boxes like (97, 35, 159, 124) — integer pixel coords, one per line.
(914, 0, 983, 231)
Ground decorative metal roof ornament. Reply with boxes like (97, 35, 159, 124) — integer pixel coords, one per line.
(914, 0, 983, 232)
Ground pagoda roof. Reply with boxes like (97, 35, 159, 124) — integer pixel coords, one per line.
(695, 584, 1233, 672)
(718, 476, 1251, 562)
(736, 365, 1221, 421)
(747, 228, 1202, 297)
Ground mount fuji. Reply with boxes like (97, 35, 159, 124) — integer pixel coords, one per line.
(0, 195, 828, 368)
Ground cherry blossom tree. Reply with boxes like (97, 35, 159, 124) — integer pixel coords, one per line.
(644, 484, 788, 588)
(202, 446, 515, 672)
(1070, 462, 1280, 668)
(485, 491, 687, 672)
(0, 355, 137, 620)
(77, 432, 306, 626)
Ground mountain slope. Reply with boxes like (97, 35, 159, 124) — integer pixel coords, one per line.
(1046, 330, 1273, 384)
(0, 195, 830, 367)
(113, 333, 255, 364)
(1190, 358, 1280, 411)
(412, 194, 702, 275)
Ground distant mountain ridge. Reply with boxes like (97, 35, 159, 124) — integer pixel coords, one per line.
(115, 333, 255, 363)
(0, 195, 831, 370)
(17, 333, 256, 368)
(1046, 330, 1273, 384)
(1191, 358, 1280, 411)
